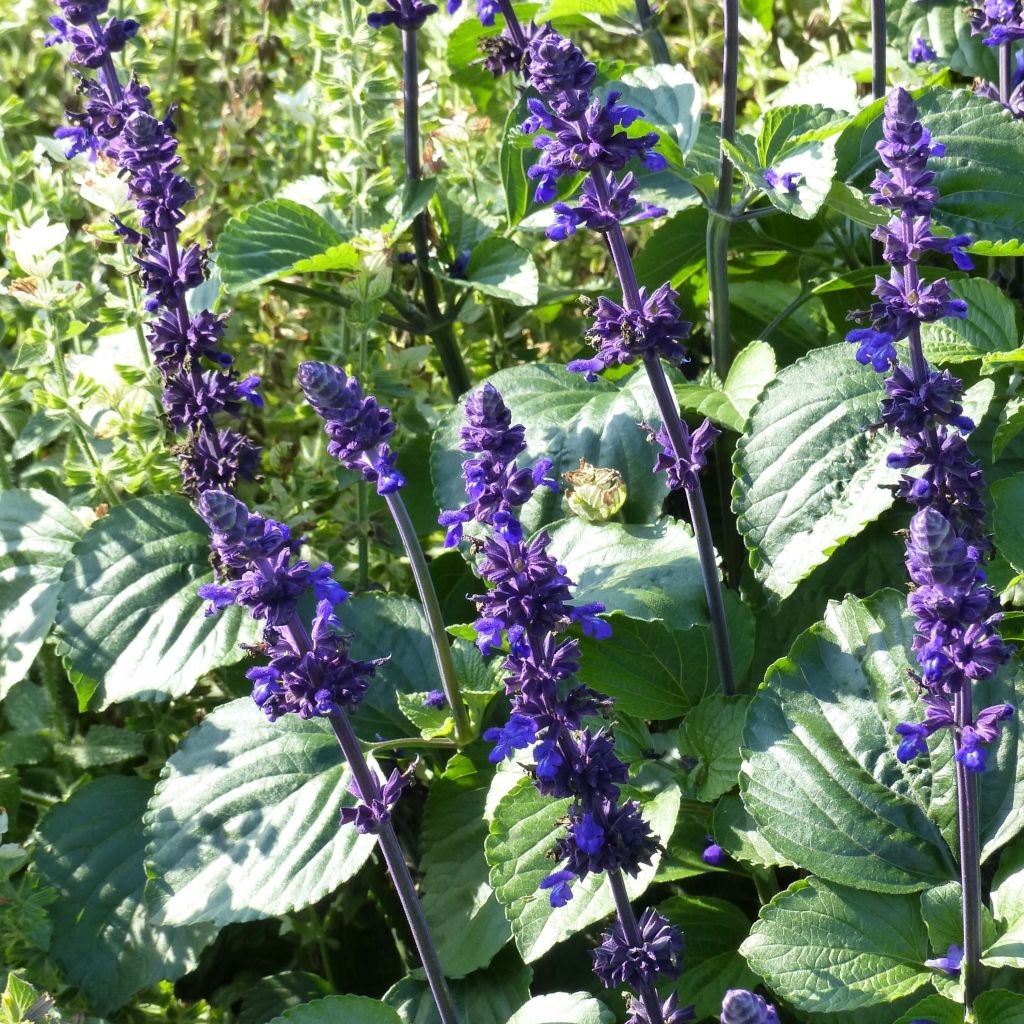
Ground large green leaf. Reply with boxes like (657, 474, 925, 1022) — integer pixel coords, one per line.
(420, 748, 510, 978)
(740, 878, 932, 1012)
(576, 615, 715, 720)
(431, 365, 669, 530)
(146, 697, 376, 926)
(462, 237, 538, 306)
(384, 947, 532, 1024)
(266, 996, 402, 1024)
(733, 344, 902, 601)
(921, 278, 1021, 365)
(34, 776, 214, 1014)
(993, 474, 1024, 575)
(53, 496, 258, 709)
(609, 65, 702, 166)
(505, 994, 613, 1024)
(889, 0, 997, 82)
(659, 895, 757, 1019)
(236, 973, 334, 1024)
(742, 590, 1024, 890)
(340, 593, 440, 741)
(893, 995, 963, 1024)
(975, 990, 1024, 1023)
(218, 198, 359, 292)
(0, 489, 83, 700)
(633, 206, 708, 292)
(545, 518, 706, 627)
(985, 840, 1024, 967)
(485, 764, 679, 962)
(741, 591, 956, 892)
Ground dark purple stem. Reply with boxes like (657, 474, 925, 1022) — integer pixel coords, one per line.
(999, 42, 1013, 105)
(870, 0, 886, 100)
(277, 615, 460, 1024)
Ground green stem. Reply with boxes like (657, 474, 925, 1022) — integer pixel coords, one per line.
(166, 0, 182, 97)
(124, 271, 153, 369)
(633, 0, 671, 64)
(365, 736, 459, 753)
(0, 431, 13, 490)
(381, 489, 473, 745)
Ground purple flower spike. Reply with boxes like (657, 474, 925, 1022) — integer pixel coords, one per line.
(591, 907, 683, 989)
(648, 416, 720, 492)
(720, 989, 779, 1024)
(626, 993, 696, 1024)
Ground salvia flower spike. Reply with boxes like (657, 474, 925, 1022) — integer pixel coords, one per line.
(845, 85, 1015, 1011)
(443, 383, 687, 1024)
(197, 490, 460, 1024)
(482, 3, 737, 700)
(45, 0, 262, 498)
(299, 360, 473, 744)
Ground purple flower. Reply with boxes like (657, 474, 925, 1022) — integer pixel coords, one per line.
(367, 0, 438, 29)
(539, 869, 575, 907)
(423, 689, 448, 710)
(970, 0, 1024, 44)
(591, 908, 683, 989)
(720, 990, 779, 1024)
(647, 416, 720, 492)
(627, 994, 696, 1024)
(909, 37, 938, 63)
(702, 834, 727, 866)
(340, 765, 414, 833)
(763, 167, 802, 192)
(925, 943, 963, 976)
(483, 713, 537, 762)
(548, 172, 666, 241)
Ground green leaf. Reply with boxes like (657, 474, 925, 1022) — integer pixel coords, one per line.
(146, 697, 376, 926)
(57, 723, 146, 768)
(888, 0, 997, 81)
(267, 996, 402, 1024)
(659, 895, 757, 1019)
(740, 878, 932, 1011)
(993, 474, 1024, 575)
(892, 994, 964, 1024)
(674, 341, 777, 433)
(994, 397, 1024, 462)
(534, 0, 631, 17)
(921, 278, 1021, 365)
(711, 792, 795, 870)
(634, 206, 709, 292)
(975, 990, 1024, 1024)
(486, 764, 680, 962)
(35, 776, 215, 1014)
(0, 489, 84, 700)
(431, 365, 670, 531)
(463, 237, 538, 306)
(236, 973, 334, 1024)
(53, 496, 258, 710)
(741, 590, 958, 892)
(545, 518, 706, 627)
(577, 615, 715, 720)
(420, 748, 511, 978)
(733, 344, 902, 601)
(500, 99, 533, 228)
(985, 840, 1024, 967)
(505, 994, 613, 1024)
(682, 695, 749, 801)
(218, 198, 359, 292)
(385, 947, 532, 1024)
(609, 65, 702, 164)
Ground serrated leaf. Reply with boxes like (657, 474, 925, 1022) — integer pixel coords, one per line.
(741, 590, 1024, 891)
(741, 878, 931, 1012)
(236, 973, 334, 1024)
(431, 365, 670, 531)
(545, 518, 707, 626)
(267, 996, 401, 1024)
(146, 698, 376, 926)
(53, 496, 258, 709)
(921, 277, 1021, 365)
(505, 993, 613, 1024)
(610, 64, 702, 164)
(576, 615, 715, 720)
(994, 397, 1024, 462)
(682, 694, 749, 801)
(486, 764, 679, 962)
(985, 840, 1024, 967)
(975, 990, 1024, 1023)
(218, 198, 359, 292)
(711, 792, 795, 870)
(892, 994, 963, 1024)
(659, 895, 758, 1019)
(733, 344, 902, 601)
(0, 489, 84, 700)
(420, 748, 511, 978)
(462, 237, 538, 305)
(993, 474, 1024, 575)
(35, 776, 215, 1014)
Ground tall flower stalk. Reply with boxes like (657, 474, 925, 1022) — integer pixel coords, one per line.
(845, 87, 1015, 1012)
(368, 0, 472, 398)
(299, 360, 473, 744)
(196, 488, 460, 1024)
(482, 4, 736, 696)
(45, 0, 263, 500)
(870, 0, 886, 99)
(441, 383, 690, 1024)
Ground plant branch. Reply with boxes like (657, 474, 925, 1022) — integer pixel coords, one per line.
(632, 0, 670, 65)
(870, 0, 886, 100)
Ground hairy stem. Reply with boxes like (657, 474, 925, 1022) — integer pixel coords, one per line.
(870, 0, 886, 100)
(608, 870, 664, 1024)
(632, 0, 670, 65)
(381, 489, 473, 745)
(402, 29, 471, 399)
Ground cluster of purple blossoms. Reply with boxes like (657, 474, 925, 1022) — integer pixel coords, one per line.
(970, 0, 1024, 45)
(909, 36, 938, 64)
(975, 50, 1024, 117)
(436, 382, 557, 547)
(846, 88, 1014, 773)
(46, 0, 262, 498)
(367, 0, 438, 30)
(719, 989, 779, 1024)
(196, 490, 405, 830)
(298, 361, 406, 495)
(445, 385, 686, 1020)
